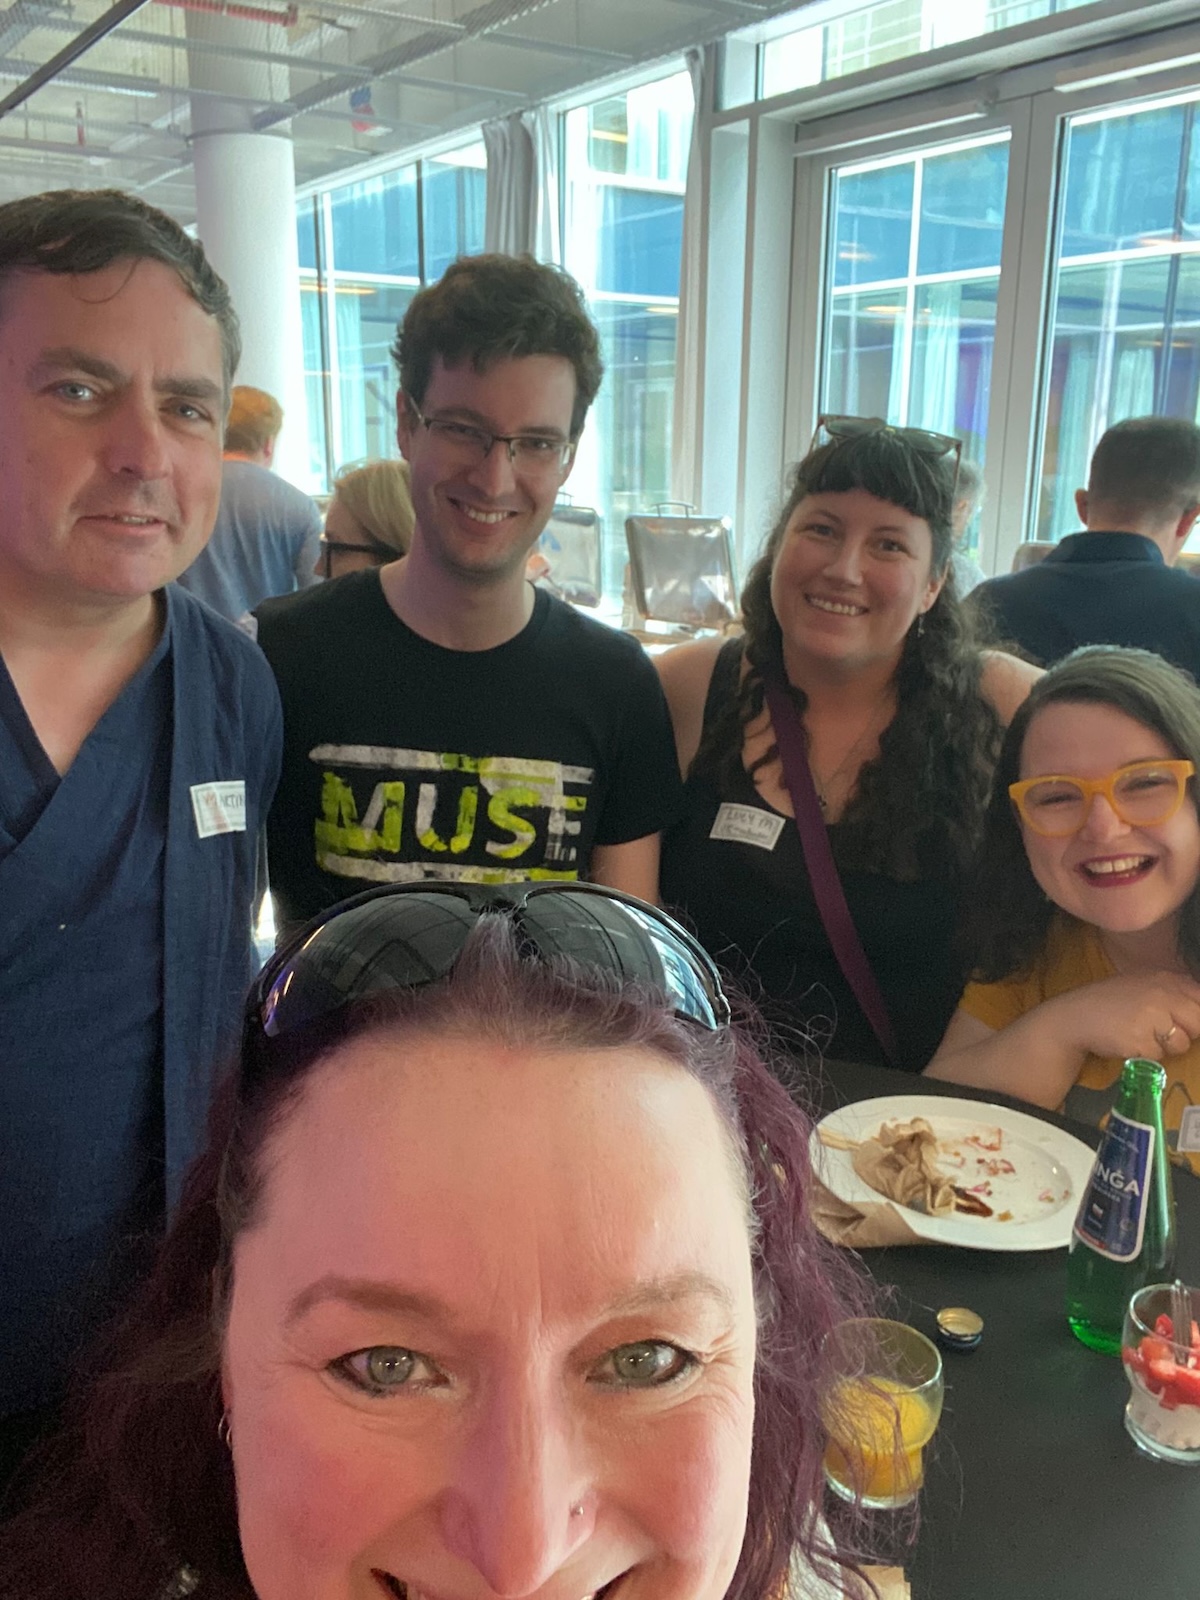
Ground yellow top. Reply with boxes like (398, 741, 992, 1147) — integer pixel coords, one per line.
(960, 916, 1200, 1174)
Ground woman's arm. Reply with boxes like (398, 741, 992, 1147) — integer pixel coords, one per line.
(979, 649, 1043, 726)
(654, 637, 725, 779)
(926, 971, 1200, 1105)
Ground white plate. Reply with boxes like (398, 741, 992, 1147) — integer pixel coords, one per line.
(811, 1095, 1097, 1251)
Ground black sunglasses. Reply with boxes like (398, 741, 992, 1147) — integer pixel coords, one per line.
(318, 535, 393, 578)
(246, 883, 730, 1060)
(812, 414, 962, 490)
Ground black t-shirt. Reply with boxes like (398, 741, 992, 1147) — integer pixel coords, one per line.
(256, 572, 681, 925)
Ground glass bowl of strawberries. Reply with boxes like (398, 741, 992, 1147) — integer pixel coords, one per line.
(1122, 1283, 1200, 1464)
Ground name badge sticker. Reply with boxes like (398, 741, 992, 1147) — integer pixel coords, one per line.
(709, 802, 785, 852)
(190, 780, 247, 839)
(1178, 1104, 1200, 1155)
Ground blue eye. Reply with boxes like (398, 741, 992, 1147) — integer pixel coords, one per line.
(331, 1345, 441, 1396)
(591, 1340, 696, 1388)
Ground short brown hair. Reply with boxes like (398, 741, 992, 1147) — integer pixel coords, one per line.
(1088, 416, 1200, 521)
(392, 253, 603, 440)
(0, 187, 240, 395)
(224, 386, 283, 456)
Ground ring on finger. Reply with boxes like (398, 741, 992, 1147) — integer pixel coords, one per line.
(1155, 1023, 1181, 1051)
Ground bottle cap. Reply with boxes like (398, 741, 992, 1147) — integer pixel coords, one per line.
(936, 1306, 984, 1350)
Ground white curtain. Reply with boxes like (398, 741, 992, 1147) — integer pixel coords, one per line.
(1111, 344, 1155, 423)
(1049, 341, 1097, 543)
(483, 107, 561, 262)
(912, 281, 962, 436)
(670, 45, 708, 507)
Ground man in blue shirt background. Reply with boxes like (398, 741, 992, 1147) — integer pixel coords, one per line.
(970, 417, 1200, 676)
(176, 384, 322, 623)
(0, 189, 281, 1492)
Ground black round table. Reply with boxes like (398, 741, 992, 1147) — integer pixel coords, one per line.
(810, 1059, 1200, 1600)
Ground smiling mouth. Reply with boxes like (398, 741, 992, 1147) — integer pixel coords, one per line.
(805, 593, 866, 617)
(1078, 854, 1156, 885)
(449, 497, 515, 526)
(373, 1575, 624, 1600)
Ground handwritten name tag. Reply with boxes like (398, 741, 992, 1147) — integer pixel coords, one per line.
(709, 802, 785, 851)
(1178, 1104, 1200, 1155)
(190, 780, 247, 839)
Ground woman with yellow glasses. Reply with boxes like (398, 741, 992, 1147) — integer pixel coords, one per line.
(926, 646, 1200, 1171)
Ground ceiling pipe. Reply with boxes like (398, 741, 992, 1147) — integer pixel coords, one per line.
(0, 0, 151, 121)
(153, 0, 299, 27)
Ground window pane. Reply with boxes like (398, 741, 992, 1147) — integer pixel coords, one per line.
(1038, 94, 1200, 543)
(825, 290, 906, 418)
(563, 71, 694, 605)
(821, 133, 1010, 525)
(917, 143, 1007, 275)
(910, 277, 998, 457)
(296, 202, 318, 271)
(329, 168, 420, 277)
(831, 163, 914, 288)
(596, 188, 684, 299)
(299, 280, 329, 489)
(1038, 258, 1171, 541)
(1061, 106, 1187, 256)
(331, 282, 418, 469)
(421, 143, 486, 284)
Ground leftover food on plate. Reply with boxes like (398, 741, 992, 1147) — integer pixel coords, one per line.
(828, 1115, 1072, 1222)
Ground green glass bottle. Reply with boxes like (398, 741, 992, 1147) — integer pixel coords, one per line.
(1068, 1058, 1177, 1355)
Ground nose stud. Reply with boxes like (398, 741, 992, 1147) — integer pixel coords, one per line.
(570, 1502, 584, 1518)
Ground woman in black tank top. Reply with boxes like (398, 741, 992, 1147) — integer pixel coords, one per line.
(657, 422, 1039, 1074)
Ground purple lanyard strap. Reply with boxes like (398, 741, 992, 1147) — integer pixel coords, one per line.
(761, 676, 901, 1068)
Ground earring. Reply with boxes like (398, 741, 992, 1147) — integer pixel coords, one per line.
(218, 1412, 233, 1450)
(917, 612, 926, 638)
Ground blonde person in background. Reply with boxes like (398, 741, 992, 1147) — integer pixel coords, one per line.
(318, 458, 416, 580)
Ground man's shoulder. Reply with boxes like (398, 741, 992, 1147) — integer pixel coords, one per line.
(257, 570, 377, 636)
(166, 586, 281, 725)
(535, 592, 652, 669)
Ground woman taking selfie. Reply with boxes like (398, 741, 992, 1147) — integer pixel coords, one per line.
(926, 647, 1200, 1171)
(658, 417, 1037, 1074)
(0, 884, 870, 1598)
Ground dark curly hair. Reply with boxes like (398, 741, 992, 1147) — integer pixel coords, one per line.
(965, 645, 1200, 983)
(0, 188, 240, 396)
(392, 253, 603, 440)
(0, 915, 876, 1600)
(694, 430, 1003, 880)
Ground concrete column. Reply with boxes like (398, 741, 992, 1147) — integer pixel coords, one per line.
(187, 14, 312, 488)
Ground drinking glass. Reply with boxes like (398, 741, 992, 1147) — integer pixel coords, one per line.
(823, 1318, 945, 1509)
(1122, 1283, 1200, 1465)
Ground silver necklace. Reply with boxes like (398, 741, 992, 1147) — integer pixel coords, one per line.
(808, 709, 891, 812)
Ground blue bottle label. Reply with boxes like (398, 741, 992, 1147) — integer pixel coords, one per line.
(1072, 1111, 1155, 1262)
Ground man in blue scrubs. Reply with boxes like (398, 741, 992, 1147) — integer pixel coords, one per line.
(0, 190, 282, 1490)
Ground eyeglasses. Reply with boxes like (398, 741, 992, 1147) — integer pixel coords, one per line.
(407, 404, 574, 475)
(245, 882, 730, 1064)
(1009, 759, 1196, 837)
(811, 414, 962, 489)
(318, 535, 393, 577)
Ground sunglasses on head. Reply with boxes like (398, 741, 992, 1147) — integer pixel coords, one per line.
(812, 414, 962, 489)
(245, 882, 730, 1067)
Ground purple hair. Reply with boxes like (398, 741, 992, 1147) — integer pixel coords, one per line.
(0, 917, 874, 1599)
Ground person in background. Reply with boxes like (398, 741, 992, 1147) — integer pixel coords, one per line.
(317, 457, 415, 579)
(968, 416, 1200, 673)
(0, 189, 281, 1490)
(658, 419, 1039, 1075)
(257, 254, 681, 928)
(0, 884, 872, 1599)
(926, 647, 1200, 1172)
(950, 457, 987, 597)
(176, 385, 322, 621)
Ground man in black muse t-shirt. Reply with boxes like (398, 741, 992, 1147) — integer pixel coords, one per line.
(257, 254, 681, 927)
